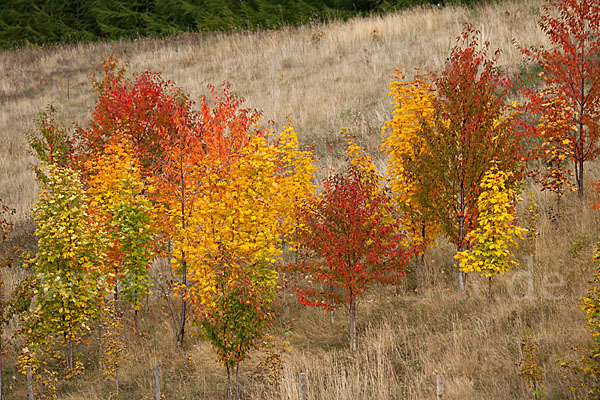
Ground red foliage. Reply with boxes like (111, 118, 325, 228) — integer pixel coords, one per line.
(416, 25, 523, 251)
(288, 167, 412, 309)
(518, 0, 600, 197)
(78, 63, 197, 174)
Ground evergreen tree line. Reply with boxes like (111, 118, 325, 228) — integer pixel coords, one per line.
(0, 0, 483, 50)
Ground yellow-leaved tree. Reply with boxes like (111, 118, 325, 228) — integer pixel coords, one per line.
(84, 136, 156, 392)
(19, 166, 108, 396)
(85, 135, 156, 315)
(456, 165, 524, 301)
(382, 71, 440, 292)
(273, 124, 316, 242)
(179, 85, 315, 399)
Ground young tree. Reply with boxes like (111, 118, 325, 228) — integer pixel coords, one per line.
(456, 165, 524, 302)
(80, 59, 200, 347)
(85, 136, 156, 318)
(180, 88, 313, 397)
(529, 91, 574, 220)
(26, 105, 75, 183)
(406, 26, 523, 292)
(382, 71, 440, 293)
(151, 84, 263, 349)
(272, 124, 316, 242)
(288, 137, 412, 351)
(519, 0, 600, 197)
(20, 166, 107, 380)
(188, 134, 281, 399)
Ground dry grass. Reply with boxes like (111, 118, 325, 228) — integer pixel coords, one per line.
(3, 0, 597, 399)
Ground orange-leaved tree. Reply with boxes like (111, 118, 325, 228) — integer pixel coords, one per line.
(382, 71, 440, 293)
(529, 91, 575, 220)
(79, 60, 201, 347)
(519, 0, 600, 198)
(287, 135, 413, 350)
(150, 107, 204, 348)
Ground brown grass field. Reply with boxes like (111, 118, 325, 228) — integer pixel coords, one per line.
(2, 0, 599, 398)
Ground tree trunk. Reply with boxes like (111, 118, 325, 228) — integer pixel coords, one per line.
(416, 254, 425, 294)
(457, 185, 467, 293)
(577, 158, 584, 198)
(329, 282, 335, 325)
(114, 271, 118, 302)
(416, 224, 426, 294)
(66, 339, 73, 370)
(176, 154, 188, 348)
(235, 361, 240, 400)
(349, 293, 356, 351)
(488, 277, 492, 304)
(556, 195, 561, 224)
(576, 78, 585, 198)
(176, 257, 187, 348)
(226, 365, 233, 400)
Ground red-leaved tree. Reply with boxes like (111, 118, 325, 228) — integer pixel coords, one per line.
(409, 26, 523, 292)
(288, 158, 413, 350)
(78, 59, 197, 175)
(519, 0, 600, 198)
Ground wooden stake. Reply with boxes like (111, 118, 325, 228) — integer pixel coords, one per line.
(154, 364, 160, 400)
(26, 366, 33, 400)
(436, 374, 443, 400)
(299, 372, 307, 400)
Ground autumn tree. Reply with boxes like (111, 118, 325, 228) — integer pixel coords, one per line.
(178, 87, 313, 397)
(78, 59, 196, 175)
(187, 135, 280, 399)
(26, 105, 75, 182)
(529, 91, 574, 220)
(272, 124, 316, 242)
(80, 59, 199, 347)
(20, 166, 107, 381)
(401, 26, 523, 292)
(288, 136, 412, 351)
(85, 136, 156, 317)
(519, 0, 600, 198)
(456, 165, 524, 302)
(150, 84, 261, 350)
(382, 71, 440, 293)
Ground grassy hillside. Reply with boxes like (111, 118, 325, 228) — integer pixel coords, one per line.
(2, 0, 599, 398)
